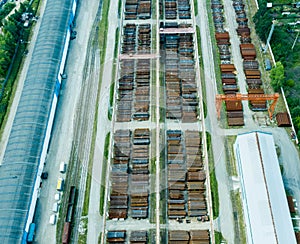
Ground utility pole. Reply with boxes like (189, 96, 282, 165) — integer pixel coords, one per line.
(292, 31, 299, 49)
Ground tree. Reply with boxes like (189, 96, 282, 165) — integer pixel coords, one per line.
(292, 106, 300, 117)
(285, 79, 295, 88)
(270, 61, 285, 91)
(0, 3, 16, 22)
(3, 21, 19, 39)
(253, 0, 272, 42)
(0, 54, 9, 78)
(294, 116, 300, 138)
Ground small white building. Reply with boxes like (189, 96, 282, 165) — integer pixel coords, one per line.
(234, 131, 296, 244)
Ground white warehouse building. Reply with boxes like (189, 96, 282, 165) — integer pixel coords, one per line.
(234, 131, 296, 244)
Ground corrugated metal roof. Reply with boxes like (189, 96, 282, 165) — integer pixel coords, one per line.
(0, 0, 73, 242)
(234, 131, 296, 244)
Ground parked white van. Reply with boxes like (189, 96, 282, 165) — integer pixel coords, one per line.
(52, 202, 59, 213)
(54, 192, 61, 201)
(49, 214, 56, 225)
(59, 162, 66, 173)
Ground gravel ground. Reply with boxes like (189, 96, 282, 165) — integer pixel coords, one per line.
(86, 0, 119, 243)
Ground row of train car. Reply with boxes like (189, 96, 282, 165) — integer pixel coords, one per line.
(106, 229, 209, 244)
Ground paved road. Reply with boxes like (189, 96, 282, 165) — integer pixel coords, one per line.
(266, 127, 300, 205)
(191, 1, 215, 242)
(34, 0, 101, 242)
(197, 1, 235, 243)
(155, 0, 161, 242)
(105, 218, 210, 231)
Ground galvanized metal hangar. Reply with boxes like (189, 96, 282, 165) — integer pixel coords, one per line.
(234, 131, 296, 244)
(0, 0, 77, 243)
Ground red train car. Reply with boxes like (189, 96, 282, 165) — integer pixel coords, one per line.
(62, 222, 71, 244)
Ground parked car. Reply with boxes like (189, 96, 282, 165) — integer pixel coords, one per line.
(55, 192, 61, 201)
(56, 177, 64, 191)
(59, 162, 66, 173)
(41, 172, 48, 179)
(52, 202, 59, 213)
(49, 214, 56, 225)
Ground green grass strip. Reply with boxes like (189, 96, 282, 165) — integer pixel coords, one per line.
(99, 0, 111, 73)
(108, 26, 119, 120)
(207, 132, 219, 219)
(231, 191, 247, 243)
(215, 231, 226, 244)
(193, 0, 198, 16)
(118, 0, 122, 17)
(100, 132, 110, 215)
(104, 132, 110, 160)
(196, 25, 207, 118)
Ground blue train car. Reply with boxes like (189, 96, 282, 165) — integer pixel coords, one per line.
(27, 223, 35, 243)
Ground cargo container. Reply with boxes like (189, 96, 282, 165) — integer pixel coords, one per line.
(227, 117, 244, 126)
(130, 230, 147, 243)
(189, 230, 210, 241)
(107, 230, 126, 243)
(169, 230, 189, 241)
(220, 64, 236, 73)
(276, 112, 291, 127)
(225, 101, 243, 111)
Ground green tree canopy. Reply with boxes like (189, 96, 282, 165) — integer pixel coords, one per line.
(270, 61, 285, 91)
(253, 0, 272, 42)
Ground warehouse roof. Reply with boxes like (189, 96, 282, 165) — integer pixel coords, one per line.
(0, 0, 73, 242)
(234, 131, 296, 244)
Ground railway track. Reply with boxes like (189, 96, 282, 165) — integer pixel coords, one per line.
(68, 2, 103, 243)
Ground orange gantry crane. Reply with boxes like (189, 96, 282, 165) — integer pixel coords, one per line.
(216, 93, 280, 120)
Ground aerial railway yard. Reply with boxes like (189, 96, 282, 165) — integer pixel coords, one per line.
(25, 0, 300, 242)
(102, 0, 212, 243)
(1, 0, 299, 242)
